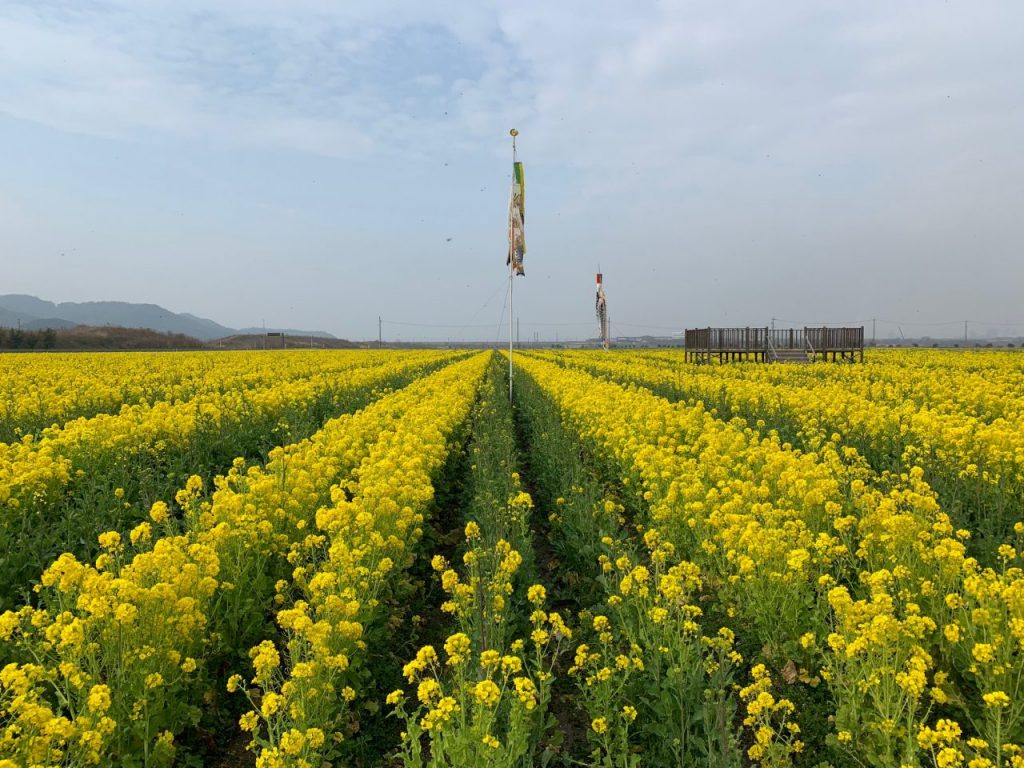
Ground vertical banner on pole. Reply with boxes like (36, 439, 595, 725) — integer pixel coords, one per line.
(596, 272, 609, 350)
(507, 128, 525, 399)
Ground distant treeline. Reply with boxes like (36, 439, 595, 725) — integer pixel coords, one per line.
(0, 326, 204, 351)
(0, 327, 58, 349)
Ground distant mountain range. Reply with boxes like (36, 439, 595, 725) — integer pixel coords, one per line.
(0, 295, 335, 341)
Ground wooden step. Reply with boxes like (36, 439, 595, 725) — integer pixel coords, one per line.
(770, 349, 810, 363)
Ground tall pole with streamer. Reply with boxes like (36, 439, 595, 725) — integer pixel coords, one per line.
(507, 128, 526, 399)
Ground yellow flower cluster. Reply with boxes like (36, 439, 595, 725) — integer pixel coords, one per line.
(739, 665, 803, 765)
(918, 718, 1024, 768)
(435, 535, 523, 651)
(392, 584, 566, 768)
(568, 535, 744, 765)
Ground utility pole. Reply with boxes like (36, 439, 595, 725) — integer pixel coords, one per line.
(517, 317, 520, 345)
(378, 316, 382, 349)
(965, 319, 968, 344)
(872, 318, 876, 347)
(262, 319, 266, 350)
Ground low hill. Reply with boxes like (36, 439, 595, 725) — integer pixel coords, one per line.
(0, 294, 336, 341)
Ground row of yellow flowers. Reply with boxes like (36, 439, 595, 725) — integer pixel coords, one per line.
(0, 350, 440, 516)
(0, 350, 454, 611)
(517, 352, 1024, 767)
(557, 348, 1024, 490)
(549, 349, 1024, 546)
(234, 352, 491, 767)
(645, 348, 1024, 424)
(511, 359, 799, 767)
(0, 352, 472, 766)
(0, 351, 362, 443)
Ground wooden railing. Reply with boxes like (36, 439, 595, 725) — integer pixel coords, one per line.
(684, 327, 865, 365)
(766, 328, 806, 351)
(805, 326, 863, 350)
(685, 327, 864, 351)
(684, 327, 770, 351)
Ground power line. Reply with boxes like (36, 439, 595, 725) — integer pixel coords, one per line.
(875, 319, 964, 327)
(771, 317, 1024, 329)
(962, 320, 1024, 327)
(376, 316, 1024, 339)
(613, 321, 684, 331)
(382, 320, 497, 329)
(380, 318, 682, 330)
(770, 318, 869, 327)
(519, 321, 593, 327)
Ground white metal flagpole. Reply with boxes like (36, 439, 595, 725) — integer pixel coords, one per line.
(508, 128, 518, 401)
(509, 256, 513, 400)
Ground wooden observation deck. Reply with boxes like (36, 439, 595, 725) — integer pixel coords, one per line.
(683, 327, 864, 364)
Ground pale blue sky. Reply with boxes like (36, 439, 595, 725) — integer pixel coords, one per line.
(2, 1, 1023, 340)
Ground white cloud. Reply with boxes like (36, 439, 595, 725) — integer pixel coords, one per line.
(3, 0, 1024, 336)
(4, 1, 1021, 174)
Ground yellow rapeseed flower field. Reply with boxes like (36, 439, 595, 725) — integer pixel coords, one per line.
(2, 347, 1023, 768)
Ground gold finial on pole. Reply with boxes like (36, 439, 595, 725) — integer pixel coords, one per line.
(510, 128, 518, 160)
